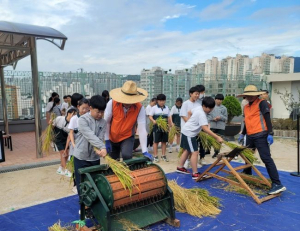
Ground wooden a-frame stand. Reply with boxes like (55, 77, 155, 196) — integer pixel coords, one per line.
(196, 147, 281, 204)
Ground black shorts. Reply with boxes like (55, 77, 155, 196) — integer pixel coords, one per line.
(180, 134, 198, 153)
(153, 127, 168, 143)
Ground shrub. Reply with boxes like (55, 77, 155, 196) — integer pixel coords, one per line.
(222, 96, 242, 124)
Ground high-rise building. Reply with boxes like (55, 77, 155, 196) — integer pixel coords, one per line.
(140, 67, 164, 101)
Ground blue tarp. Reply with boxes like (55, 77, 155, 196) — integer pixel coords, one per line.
(1, 164, 300, 231)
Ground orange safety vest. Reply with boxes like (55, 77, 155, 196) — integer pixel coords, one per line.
(244, 98, 268, 135)
(110, 101, 142, 143)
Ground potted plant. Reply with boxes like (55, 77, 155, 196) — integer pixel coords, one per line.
(222, 96, 242, 139)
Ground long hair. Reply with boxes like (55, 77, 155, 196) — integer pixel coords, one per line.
(50, 97, 60, 112)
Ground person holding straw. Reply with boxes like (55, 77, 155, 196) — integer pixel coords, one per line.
(104, 81, 153, 161)
(237, 85, 286, 195)
(177, 97, 223, 180)
(73, 95, 107, 195)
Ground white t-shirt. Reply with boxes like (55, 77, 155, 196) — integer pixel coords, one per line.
(149, 105, 170, 118)
(46, 102, 54, 112)
(145, 105, 153, 116)
(181, 106, 208, 137)
(170, 105, 180, 116)
(68, 115, 79, 131)
(61, 102, 69, 112)
(179, 99, 198, 129)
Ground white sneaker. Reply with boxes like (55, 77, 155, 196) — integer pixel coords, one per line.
(148, 146, 153, 152)
(56, 166, 63, 175)
(168, 147, 172, 153)
(72, 186, 78, 194)
(200, 159, 207, 165)
(184, 159, 191, 169)
(65, 169, 72, 178)
(153, 156, 159, 163)
(176, 147, 180, 152)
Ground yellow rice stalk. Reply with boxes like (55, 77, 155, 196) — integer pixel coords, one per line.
(41, 113, 57, 155)
(149, 121, 153, 134)
(48, 220, 71, 231)
(177, 147, 184, 158)
(168, 180, 221, 218)
(168, 125, 179, 144)
(156, 116, 169, 132)
(198, 131, 222, 151)
(94, 147, 139, 196)
(224, 141, 257, 163)
(117, 218, 144, 231)
(66, 156, 74, 185)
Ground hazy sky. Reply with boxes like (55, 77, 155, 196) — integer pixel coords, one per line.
(1, 0, 300, 74)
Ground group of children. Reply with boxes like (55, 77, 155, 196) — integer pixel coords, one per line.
(145, 85, 228, 180)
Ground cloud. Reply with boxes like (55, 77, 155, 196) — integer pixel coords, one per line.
(198, 0, 239, 21)
(1, 0, 300, 74)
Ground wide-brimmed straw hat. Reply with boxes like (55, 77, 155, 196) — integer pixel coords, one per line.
(110, 81, 148, 104)
(237, 85, 266, 97)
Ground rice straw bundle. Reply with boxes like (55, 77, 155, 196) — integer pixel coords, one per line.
(41, 113, 56, 155)
(156, 116, 169, 132)
(48, 220, 72, 231)
(224, 141, 257, 163)
(94, 147, 139, 196)
(198, 131, 222, 151)
(66, 156, 74, 184)
(168, 125, 179, 143)
(149, 121, 153, 134)
(117, 218, 144, 231)
(177, 147, 184, 158)
(168, 180, 221, 217)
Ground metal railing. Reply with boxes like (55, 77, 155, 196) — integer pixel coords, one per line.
(0, 71, 265, 120)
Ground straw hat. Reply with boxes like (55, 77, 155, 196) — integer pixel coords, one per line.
(110, 81, 148, 104)
(237, 85, 266, 97)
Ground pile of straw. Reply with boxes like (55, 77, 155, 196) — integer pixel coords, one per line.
(198, 131, 221, 151)
(168, 125, 179, 144)
(48, 221, 73, 231)
(156, 116, 169, 132)
(224, 141, 257, 163)
(41, 113, 56, 155)
(168, 180, 221, 218)
(117, 218, 144, 231)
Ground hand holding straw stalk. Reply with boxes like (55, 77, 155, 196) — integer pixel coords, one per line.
(41, 113, 57, 155)
(94, 147, 139, 196)
(155, 116, 169, 132)
(223, 141, 257, 163)
(168, 124, 179, 144)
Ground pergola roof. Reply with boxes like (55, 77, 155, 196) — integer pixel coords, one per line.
(0, 21, 67, 67)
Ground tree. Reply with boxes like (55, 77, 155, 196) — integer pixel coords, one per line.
(222, 96, 242, 124)
(274, 88, 300, 113)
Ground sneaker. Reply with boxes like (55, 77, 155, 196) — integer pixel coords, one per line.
(234, 156, 238, 160)
(184, 159, 190, 169)
(148, 146, 153, 152)
(65, 170, 72, 178)
(56, 166, 63, 175)
(176, 167, 190, 174)
(199, 158, 207, 165)
(153, 156, 159, 163)
(161, 155, 169, 162)
(168, 147, 172, 153)
(268, 184, 286, 195)
(72, 186, 78, 194)
(176, 147, 180, 152)
(192, 172, 201, 180)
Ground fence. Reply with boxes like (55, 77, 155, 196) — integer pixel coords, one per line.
(0, 71, 265, 120)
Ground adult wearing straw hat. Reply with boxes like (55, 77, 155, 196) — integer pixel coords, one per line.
(237, 85, 286, 195)
(104, 81, 153, 161)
